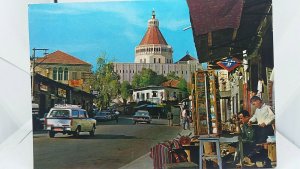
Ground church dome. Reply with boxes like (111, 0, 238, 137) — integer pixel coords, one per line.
(135, 10, 173, 64)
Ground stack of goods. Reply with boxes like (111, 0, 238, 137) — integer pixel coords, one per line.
(150, 139, 188, 169)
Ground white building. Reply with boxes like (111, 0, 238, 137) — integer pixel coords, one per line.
(114, 11, 202, 84)
(132, 86, 183, 104)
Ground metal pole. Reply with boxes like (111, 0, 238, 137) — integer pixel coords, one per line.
(31, 48, 49, 102)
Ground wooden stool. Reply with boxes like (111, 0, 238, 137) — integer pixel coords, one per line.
(199, 137, 222, 169)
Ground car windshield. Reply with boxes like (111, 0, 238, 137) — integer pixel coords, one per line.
(48, 110, 70, 117)
(135, 111, 149, 116)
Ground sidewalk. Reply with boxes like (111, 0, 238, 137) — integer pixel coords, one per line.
(119, 127, 194, 169)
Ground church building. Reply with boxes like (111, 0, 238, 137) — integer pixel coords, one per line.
(113, 11, 201, 84)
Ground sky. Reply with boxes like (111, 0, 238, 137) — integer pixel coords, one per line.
(28, 0, 197, 69)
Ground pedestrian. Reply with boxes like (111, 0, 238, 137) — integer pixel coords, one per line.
(248, 96, 275, 143)
(167, 111, 173, 126)
(114, 110, 120, 124)
(181, 107, 190, 130)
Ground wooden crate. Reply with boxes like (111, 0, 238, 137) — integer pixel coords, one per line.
(267, 143, 276, 162)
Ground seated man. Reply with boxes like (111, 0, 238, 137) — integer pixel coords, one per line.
(239, 110, 272, 168)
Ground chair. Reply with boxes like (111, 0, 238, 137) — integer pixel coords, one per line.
(198, 136, 222, 169)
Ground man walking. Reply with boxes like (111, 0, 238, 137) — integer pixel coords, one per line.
(167, 111, 173, 126)
(181, 107, 190, 130)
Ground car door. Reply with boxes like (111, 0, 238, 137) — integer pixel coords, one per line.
(78, 110, 88, 131)
(71, 110, 80, 131)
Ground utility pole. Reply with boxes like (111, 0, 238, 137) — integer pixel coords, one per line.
(31, 48, 49, 102)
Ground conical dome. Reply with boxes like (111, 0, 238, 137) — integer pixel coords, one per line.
(135, 10, 173, 64)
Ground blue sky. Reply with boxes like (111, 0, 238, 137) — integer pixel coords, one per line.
(28, 0, 197, 69)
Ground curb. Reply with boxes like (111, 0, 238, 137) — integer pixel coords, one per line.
(118, 152, 152, 169)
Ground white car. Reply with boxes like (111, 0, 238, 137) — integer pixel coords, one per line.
(45, 104, 96, 138)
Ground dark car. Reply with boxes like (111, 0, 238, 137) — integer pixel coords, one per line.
(94, 111, 113, 121)
(133, 110, 151, 124)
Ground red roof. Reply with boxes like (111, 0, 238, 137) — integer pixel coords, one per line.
(139, 26, 168, 45)
(161, 79, 180, 88)
(35, 50, 90, 65)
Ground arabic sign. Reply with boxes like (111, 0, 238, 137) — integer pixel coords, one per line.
(217, 58, 241, 72)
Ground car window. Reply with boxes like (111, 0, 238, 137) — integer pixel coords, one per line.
(49, 110, 70, 118)
(135, 111, 149, 116)
(72, 110, 79, 118)
(79, 111, 86, 118)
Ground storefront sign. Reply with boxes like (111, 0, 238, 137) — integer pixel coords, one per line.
(217, 70, 230, 92)
(217, 58, 241, 72)
(69, 79, 83, 87)
(58, 88, 66, 98)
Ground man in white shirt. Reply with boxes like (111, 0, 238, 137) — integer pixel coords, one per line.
(181, 107, 190, 130)
(248, 96, 275, 143)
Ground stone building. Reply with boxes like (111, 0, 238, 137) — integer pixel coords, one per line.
(33, 50, 92, 93)
(114, 11, 202, 84)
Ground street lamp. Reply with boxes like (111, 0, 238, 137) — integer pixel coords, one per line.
(31, 48, 49, 102)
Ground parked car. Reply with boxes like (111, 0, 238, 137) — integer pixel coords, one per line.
(45, 104, 96, 138)
(132, 110, 151, 124)
(94, 110, 114, 121)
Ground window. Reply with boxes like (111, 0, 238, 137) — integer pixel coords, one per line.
(137, 93, 140, 99)
(154, 58, 156, 63)
(144, 59, 146, 63)
(140, 59, 142, 63)
(58, 67, 63, 80)
(79, 111, 86, 118)
(159, 58, 161, 63)
(64, 68, 68, 80)
(72, 110, 79, 118)
(153, 91, 157, 97)
(72, 72, 77, 80)
(146, 93, 150, 99)
(53, 67, 57, 80)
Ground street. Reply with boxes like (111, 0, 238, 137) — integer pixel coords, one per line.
(33, 117, 183, 169)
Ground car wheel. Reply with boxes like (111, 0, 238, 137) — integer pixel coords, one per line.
(89, 126, 95, 136)
(73, 126, 81, 137)
(49, 131, 55, 138)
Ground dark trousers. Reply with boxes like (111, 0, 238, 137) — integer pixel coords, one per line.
(256, 125, 274, 144)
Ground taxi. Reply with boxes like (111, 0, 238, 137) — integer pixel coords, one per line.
(45, 104, 96, 138)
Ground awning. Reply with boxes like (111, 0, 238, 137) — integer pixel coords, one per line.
(187, 0, 272, 63)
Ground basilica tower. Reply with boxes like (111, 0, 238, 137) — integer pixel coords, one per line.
(135, 10, 173, 64)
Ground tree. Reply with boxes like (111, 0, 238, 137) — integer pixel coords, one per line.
(166, 71, 180, 80)
(131, 68, 167, 89)
(120, 81, 132, 112)
(177, 78, 188, 94)
(90, 54, 120, 109)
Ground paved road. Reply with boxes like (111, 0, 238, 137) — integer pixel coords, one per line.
(33, 117, 183, 169)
